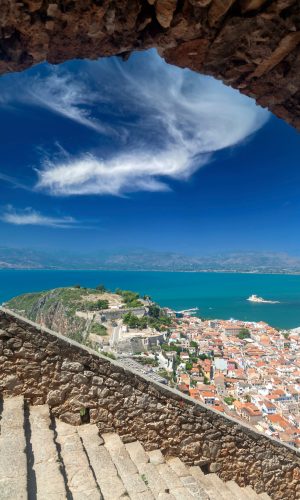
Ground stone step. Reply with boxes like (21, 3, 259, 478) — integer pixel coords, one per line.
(166, 457, 209, 500)
(148, 451, 193, 500)
(207, 473, 241, 500)
(29, 404, 66, 499)
(155, 462, 184, 491)
(191, 466, 265, 500)
(55, 419, 100, 499)
(190, 467, 236, 500)
(189, 467, 218, 500)
(125, 441, 173, 498)
(156, 461, 204, 499)
(147, 449, 165, 466)
(0, 396, 27, 500)
(226, 480, 256, 499)
(77, 424, 127, 500)
(0, 397, 273, 500)
(103, 432, 154, 500)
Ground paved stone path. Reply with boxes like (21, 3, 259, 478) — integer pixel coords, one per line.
(0, 396, 271, 499)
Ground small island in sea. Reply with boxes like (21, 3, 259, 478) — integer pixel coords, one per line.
(247, 294, 279, 304)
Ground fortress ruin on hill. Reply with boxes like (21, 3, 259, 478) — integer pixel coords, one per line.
(0, 307, 299, 499)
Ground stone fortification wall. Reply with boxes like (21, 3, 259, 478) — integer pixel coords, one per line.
(0, 308, 299, 500)
(98, 307, 146, 321)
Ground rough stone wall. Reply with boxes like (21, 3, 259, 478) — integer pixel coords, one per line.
(0, 1, 299, 130)
(0, 308, 299, 500)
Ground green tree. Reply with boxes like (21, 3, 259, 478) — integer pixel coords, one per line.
(148, 304, 160, 318)
(238, 328, 251, 340)
(123, 312, 147, 329)
(96, 299, 109, 310)
(199, 353, 209, 360)
(224, 396, 235, 405)
(95, 284, 106, 293)
(161, 343, 181, 353)
(85, 299, 109, 311)
(116, 289, 144, 308)
(172, 356, 177, 376)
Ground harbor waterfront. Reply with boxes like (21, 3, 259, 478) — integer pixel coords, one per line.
(2, 269, 300, 329)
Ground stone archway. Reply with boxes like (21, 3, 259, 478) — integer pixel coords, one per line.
(0, 0, 299, 129)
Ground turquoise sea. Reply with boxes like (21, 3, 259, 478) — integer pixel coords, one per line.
(1, 270, 300, 329)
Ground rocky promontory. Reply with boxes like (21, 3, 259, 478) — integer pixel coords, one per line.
(4, 285, 150, 347)
(6, 287, 94, 342)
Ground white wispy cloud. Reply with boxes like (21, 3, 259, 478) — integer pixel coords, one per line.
(36, 149, 206, 196)
(0, 206, 77, 228)
(0, 172, 30, 190)
(34, 51, 269, 196)
(0, 50, 270, 196)
(27, 72, 116, 136)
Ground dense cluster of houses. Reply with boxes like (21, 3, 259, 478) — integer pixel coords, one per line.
(162, 311, 300, 449)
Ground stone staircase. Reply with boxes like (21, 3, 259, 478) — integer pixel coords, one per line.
(0, 396, 271, 500)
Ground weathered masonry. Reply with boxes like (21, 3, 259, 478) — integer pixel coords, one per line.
(0, 307, 299, 499)
(0, 1, 299, 130)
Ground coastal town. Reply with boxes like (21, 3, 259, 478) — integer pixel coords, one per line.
(94, 295, 300, 450)
(153, 311, 300, 449)
(5, 284, 300, 450)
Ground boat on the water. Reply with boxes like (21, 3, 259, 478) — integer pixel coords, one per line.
(176, 307, 199, 316)
(247, 294, 279, 304)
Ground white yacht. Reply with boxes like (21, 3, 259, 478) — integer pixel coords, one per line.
(247, 294, 279, 304)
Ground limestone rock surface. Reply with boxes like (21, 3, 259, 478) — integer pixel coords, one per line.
(0, 0, 298, 129)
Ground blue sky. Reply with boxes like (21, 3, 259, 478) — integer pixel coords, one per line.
(0, 49, 299, 255)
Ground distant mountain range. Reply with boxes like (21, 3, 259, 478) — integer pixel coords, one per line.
(1, 247, 300, 274)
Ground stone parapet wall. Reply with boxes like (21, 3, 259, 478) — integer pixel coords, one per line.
(0, 308, 299, 499)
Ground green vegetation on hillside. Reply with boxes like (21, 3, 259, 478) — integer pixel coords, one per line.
(134, 356, 159, 367)
(102, 351, 116, 360)
(161, 343, 181, 353)
(84, 299, 109, 311)
(115, 289, 144, 308)
(6, 286, 111, 342)
(7, 286, 107, 316)
(90, 323, 108, 336)
(6, 291, 45, 316)
(123, 311, 172, 331)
